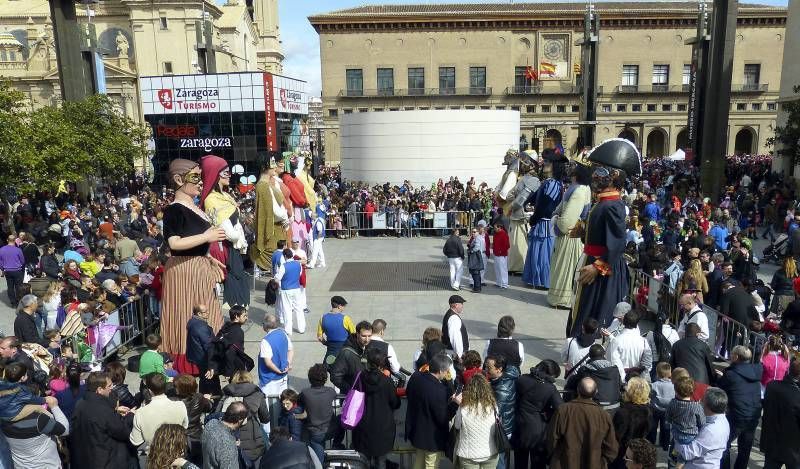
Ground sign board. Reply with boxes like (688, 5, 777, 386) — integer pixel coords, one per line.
(372, 213, 387, 230)
(433, 212, 448, 228)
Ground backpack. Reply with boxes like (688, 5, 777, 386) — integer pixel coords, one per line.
(651, 326, 672, 364)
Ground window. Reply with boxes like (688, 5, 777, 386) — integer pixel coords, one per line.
(404, 106, 415, 111)
(373, 108, 384, 112)
(160, 16, 168, 29)
(526, 105, 536, 113)
(163, 61, 173, 74)
(652, 64, 669, 91)
(662, 104, 672, 112)
(541, 105, 551, 113)
(434, 106, 446, 110)
(9, 51, 16, 61)
(465, 105, 475, 110)
(343, 109, 353, 114)
(632, 104, 642, 112)
(480, 105, 490, 110)
(601, 104, 612, 112)
(556, 105, 566, 113)
(377, 68, 394, 95)
(469, 67, 486, 94)
(408, 67, 424, 95)
(767, 102, 777, 111)
(743, 64, 761, 90)
(511, 106, 520, 111)
(677, 103, 687, 111)
(389, 108, 399, 111)
(496, 106, 506, 110)
(419, 107, 429, 110)
(358, 107, 368, 112)
(346, 69, 363, 96)
(328, 109, 338, 117)
(752, 103, 762, 111)
(647, 104, 656, 112)
(682, 64, 691, 90)
(571, 105, 580, 113)
(514, 66, 534, 93)
(450, 106, 461, 110)
(439, 67, 455, 94)
(0, 51, 6, 61)
(616, 104, 627, 112)
(736, 102, 747, 111)
(622, 65, 639, 91)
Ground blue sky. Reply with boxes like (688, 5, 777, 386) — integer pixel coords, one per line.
(270, 0, 789, 97)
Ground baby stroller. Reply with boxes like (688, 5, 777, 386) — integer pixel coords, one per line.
(762, 233, 789, 264)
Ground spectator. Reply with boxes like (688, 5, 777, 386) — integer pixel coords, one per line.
(219, 370, 271, 466)
(644, 312, 680, 381)
(514, 359, 563, 468)
(461, 350, 483, 385)
(300, 364, 338, 462)
(442, 295, 469, 360)
(485, 354, 517, 469)
(611, 377, 652, 469)
(676, 294, 709, 342)
(0, 362, 68, 469)
(769, 256, 797, 316)
(718, 345, 762, 469)
(666, 376, 706, 467)
(0, 234, 25, 306)
(258, 313, 293, 397)
(55, 362, 85, 420)
(678, 387, 730, 469)
(648, 362, 675, 451)
(484, 315, 524, 375)
(670, 323, 715, 385)
(624, 438, 657, 469)
(367, 318, 401, 375)
(69, 371, 135, 469)
(278, 389, 305, 441)
(174, 374, 213, 465)
(14, 294, 51, 347)
(606, 310, 652, 381)
(139, 334, 167, 379)
(672, 367, 709, 402)
(212, 305, 249, 381)
(443, 228, 465, 291)
(105, 361, 138, 409)
(186, 303, 217, 394)
(405, 353, 458, 469)
(453, 373, 500, 468)
(202, 401, 249, 469)
(129, 373, 189, 456)
(561, 318, 598, 375)
(353, 347, 401, 468)
(330, 320, 372, 393)
(566, 344, 622, 411)
(492, 222, 510, 289)
(316, 295, 355, 368)
(146, 424, 199, 469)
(760, 335, 790, 393)
(547, 377, 618, 469)
(260, 426, 322, 469)
(760, 359, 800, 469)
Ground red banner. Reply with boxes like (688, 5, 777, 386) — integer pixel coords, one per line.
(263, 72, 278, 152)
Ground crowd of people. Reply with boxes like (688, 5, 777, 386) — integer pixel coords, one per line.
(0, 150, 799, 469)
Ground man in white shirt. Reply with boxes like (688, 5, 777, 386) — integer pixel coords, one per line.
(606, 310, 653, 381)
(442, 295, 468, 359)
(130, 373, 188, 454)
(368, 318, 401, 374)
(290, 238, 310, 314)
(677, 294, 710, 341)
(561, 318, 599, 372)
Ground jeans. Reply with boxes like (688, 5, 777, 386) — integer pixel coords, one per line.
(514, 447, 548, 469)
(495, 451, 510, 469)
(3, 269, 23, 306)
(413, 449, 441, 469)
(647, 408, 671, 450)
(459, 454, 499, 469)
(307, 430, 326, 464)
(721, 419, 757, 469)
(470, 270, 482, 292)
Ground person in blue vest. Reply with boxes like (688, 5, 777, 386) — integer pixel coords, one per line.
(308, 203, 327, 269)
(275, 248, 305, 335)
(316, 295, 355, 368)
(259, 313, 293, 402)
(271, 240, 287, 276)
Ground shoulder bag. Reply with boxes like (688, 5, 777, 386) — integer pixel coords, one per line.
(493, 408, 512, 453)
(341, 371, 366, 429)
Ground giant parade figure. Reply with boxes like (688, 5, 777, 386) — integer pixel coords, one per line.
(495, 148, 521, 230)
(505, 151, 540, 273)
(251, 155, 288, 273)
(567, 139, 641, 337)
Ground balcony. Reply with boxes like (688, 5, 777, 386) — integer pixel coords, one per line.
(615, 84, 689, 94)
(337, 87, 493, 97)
(732, 83, 768, 92)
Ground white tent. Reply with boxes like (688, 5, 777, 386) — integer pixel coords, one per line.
(667, 149, 686, 161)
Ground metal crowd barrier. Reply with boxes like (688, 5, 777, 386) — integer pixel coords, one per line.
(407, 210, 479, 237)
(96, 294, 160, 361)
(341, 211, 406, 238)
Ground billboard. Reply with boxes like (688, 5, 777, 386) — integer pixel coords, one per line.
(139, 72, 307, 180)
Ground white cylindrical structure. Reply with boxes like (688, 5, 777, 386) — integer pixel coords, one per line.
(340, 110, 520, 187)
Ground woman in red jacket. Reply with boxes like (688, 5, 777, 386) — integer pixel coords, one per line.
(493, 222, 510, 288)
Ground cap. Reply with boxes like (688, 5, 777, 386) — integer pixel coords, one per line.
(612, 301, 632, 318)
(331, 295, 348, 307)
(476, 220, 487, 228)
(449, 294, 466, 305)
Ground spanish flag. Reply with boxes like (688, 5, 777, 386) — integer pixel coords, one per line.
(540, 61, 557, 77)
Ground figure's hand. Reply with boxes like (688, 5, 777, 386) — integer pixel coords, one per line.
(578, 264, 599, 285)
(204, 369, 215, 379)
(205, 227, 226, 243)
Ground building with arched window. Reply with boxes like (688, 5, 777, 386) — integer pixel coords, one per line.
(310, 2, 786, 163)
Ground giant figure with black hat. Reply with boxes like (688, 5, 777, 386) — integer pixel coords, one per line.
(567, 138, 641, 337)
(522, 148, 567, 289)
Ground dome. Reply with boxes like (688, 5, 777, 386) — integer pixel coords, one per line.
(0, 32, 23, 49)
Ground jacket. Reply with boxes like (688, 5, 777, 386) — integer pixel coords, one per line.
(109, 383, 138, 409)
(670, 337, 716, 385)
(0, 380, 45, 420)
(14, 312, 48, 347)
(443, 234, 465, 259)
(180, 393, 213, 441)
(568, 359, 621, 405)
(186, 316, 214, 368)
(40, 254, 60, 279)
(220, 382, 271, 460)
(611, 403, 652, 466)
(212, 322, 247, 377)
(330, 334, 366, 392)
(491, 367, 518, 436)
(405, 371, 455, 451)
(353, 369, 401, 457)
(760, 376, 800, 465)
(69, 391, 135, 469)
(717, 362, 763, 425)
(514, 369, 563, 450)
(547, 397, 619, 469)
(259, 439, 315, 469)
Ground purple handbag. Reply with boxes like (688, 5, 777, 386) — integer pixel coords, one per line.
(340, 371, 365, 429)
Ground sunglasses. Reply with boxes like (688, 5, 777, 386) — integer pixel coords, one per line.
(182, 172, 202, 184)
(220, 169, 231, 177)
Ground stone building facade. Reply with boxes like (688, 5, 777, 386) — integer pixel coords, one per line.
(0, 0, 283, 121)
(309, 2, 787, 164)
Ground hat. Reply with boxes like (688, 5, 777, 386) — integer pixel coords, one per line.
(448, 295, 466, 305)
(587, 138, 642, 176)
(741, 238, 752, 250)
(476, 220, 487, 228)
(331, 295, 348, 307)
(198, 154, 228, 209)
(612, 301, 632, 318)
